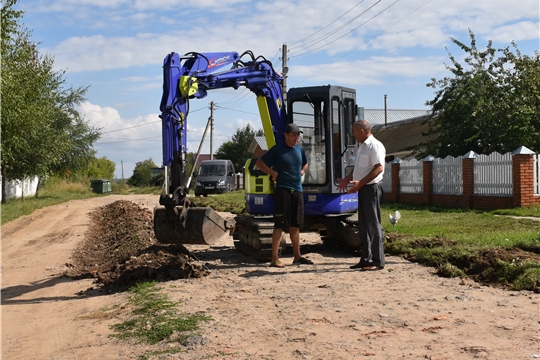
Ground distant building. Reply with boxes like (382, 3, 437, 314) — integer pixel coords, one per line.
(194, 154, 212, 169)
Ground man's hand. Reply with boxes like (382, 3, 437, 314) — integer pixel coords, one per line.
(347, 180, 361, 194)
(336, 178, 349, 193)
(270, 170, 278, 182)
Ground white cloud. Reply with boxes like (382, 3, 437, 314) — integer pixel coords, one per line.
(290, 56, 447, 86)
(490, 21, 540, 43)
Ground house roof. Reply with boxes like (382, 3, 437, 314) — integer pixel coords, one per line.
(194, 154, 212, 168)
(249, 136, 268, 152)
(372, 114, 436, 158)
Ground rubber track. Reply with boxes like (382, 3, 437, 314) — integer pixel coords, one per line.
(233, 216, 282, 261)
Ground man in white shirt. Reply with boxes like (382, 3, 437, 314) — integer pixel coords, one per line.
(337, 119, 386, 271)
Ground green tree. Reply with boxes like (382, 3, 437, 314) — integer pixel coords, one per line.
(215, 124, 263, 171)
(1, 0, 100, 201)
(419, 30, 540, 158)
(86, 156, 116, 180)
(127, 158, 158, 187)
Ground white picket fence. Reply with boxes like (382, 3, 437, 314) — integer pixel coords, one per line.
(433, 156, 463, 195)
(0, 176, 40, 201)
(399, 158, 423, 194)
(473, 152, 512, 195)
(383, 150, 536, 196)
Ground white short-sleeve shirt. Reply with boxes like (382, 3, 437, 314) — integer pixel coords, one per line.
(352, 135, 386, 184)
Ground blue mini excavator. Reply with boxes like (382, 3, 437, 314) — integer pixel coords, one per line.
(154, 50, 361, 260)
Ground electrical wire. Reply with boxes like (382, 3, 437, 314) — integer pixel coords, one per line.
(290, 0, 399, 59)
(292, 0, 433, 84)
(288, 0, 368, 48)
(96, 135, 161, 144)
(98, 107, 207, 135)
(289, 0, 379, 53)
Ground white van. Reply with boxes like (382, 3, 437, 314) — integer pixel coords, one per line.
(195, 159, 236, 197)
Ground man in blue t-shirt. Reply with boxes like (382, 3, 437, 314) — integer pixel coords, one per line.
(255, 123, 313, 268)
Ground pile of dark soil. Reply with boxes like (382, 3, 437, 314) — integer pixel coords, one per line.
(66, 200, 209, 290)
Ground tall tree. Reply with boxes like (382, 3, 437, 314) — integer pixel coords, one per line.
(127, 158, 158, 187)
(1, 0, 100, 201)
(215, 124, 263, 172)
(419, 30, 540, 158)
(85, 156, 116, 180)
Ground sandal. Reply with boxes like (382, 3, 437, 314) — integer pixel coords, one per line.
(292, 257, 314, 265)
(269, 260, 285, 268)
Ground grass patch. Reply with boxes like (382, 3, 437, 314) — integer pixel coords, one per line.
(1, 177, 163, 225)
(382, 203, 540, 291)
(109, 281, 212, 345)
(190, 190, 246, 214)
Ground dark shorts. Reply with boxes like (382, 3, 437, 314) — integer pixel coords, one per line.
(273, 187, 304, 230)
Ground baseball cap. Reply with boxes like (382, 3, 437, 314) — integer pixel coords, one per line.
(284, 123, 303, 134)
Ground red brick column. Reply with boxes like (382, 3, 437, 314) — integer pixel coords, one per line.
(423, 159, 433, 205)
(462, 157, 475, 209)
(513, 154, 535, 207)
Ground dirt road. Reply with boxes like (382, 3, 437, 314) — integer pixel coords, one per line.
(2, 195, 539, 359)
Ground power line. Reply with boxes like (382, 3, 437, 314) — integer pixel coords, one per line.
(289, 0, 378, 52)
(290, 0, 398, 59)
(100, 119, 160, 134)
(289, 0, 368, 48)
(292, 0, 433, 84)
(98, 107, 207, 134)
(215, 105, 259, 116)
(96, 135, 161, 144)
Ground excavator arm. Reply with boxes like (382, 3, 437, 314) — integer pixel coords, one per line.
(155, 50, 288, 246)
(160, 51, 287, 183)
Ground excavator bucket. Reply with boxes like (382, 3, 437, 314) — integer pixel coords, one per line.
(153, 205, 235, 245)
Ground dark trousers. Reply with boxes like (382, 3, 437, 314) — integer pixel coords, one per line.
(357, 182, 385, 268)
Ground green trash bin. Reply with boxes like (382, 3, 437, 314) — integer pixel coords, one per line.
(90, 179, 112, 193)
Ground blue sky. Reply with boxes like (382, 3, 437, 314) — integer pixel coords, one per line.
(14, 0, 539, 179)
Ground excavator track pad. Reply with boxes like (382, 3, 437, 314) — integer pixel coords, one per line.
(154, 205, 235, 245)
(233, 216, 286, 261)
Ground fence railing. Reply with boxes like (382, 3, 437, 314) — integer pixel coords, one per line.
(474, 152, 512, 195)
(433, 156, 463, 195)
(382, 147, 539, 209)
(399, 158, 423, 194)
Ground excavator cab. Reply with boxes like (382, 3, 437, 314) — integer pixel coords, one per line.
(244, 85, 359, 218)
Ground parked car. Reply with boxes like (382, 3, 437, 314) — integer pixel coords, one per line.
(195, 159, 236, 197)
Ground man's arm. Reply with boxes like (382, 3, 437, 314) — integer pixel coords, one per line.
(255, 158, 278, 182)
(336, 171, 354, 192)
(301, 162, 308, 176)
(347, 163, 383, 194)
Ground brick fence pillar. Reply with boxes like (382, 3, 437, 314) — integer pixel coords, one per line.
(512, 147, 536, 207)
(422, 156, 434, 205)
(462, 152, 476, 209)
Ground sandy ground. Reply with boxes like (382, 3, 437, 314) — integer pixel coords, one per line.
(2, 194, 539, 360)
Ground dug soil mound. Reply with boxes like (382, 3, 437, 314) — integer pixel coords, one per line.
(65, 200, 209, 290)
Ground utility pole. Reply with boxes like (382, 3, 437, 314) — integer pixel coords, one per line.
(209, 101, 215, 159)
(121, 160, 124, 180)
(281, 43, 289, 108)
(384, 94, 388, 126)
